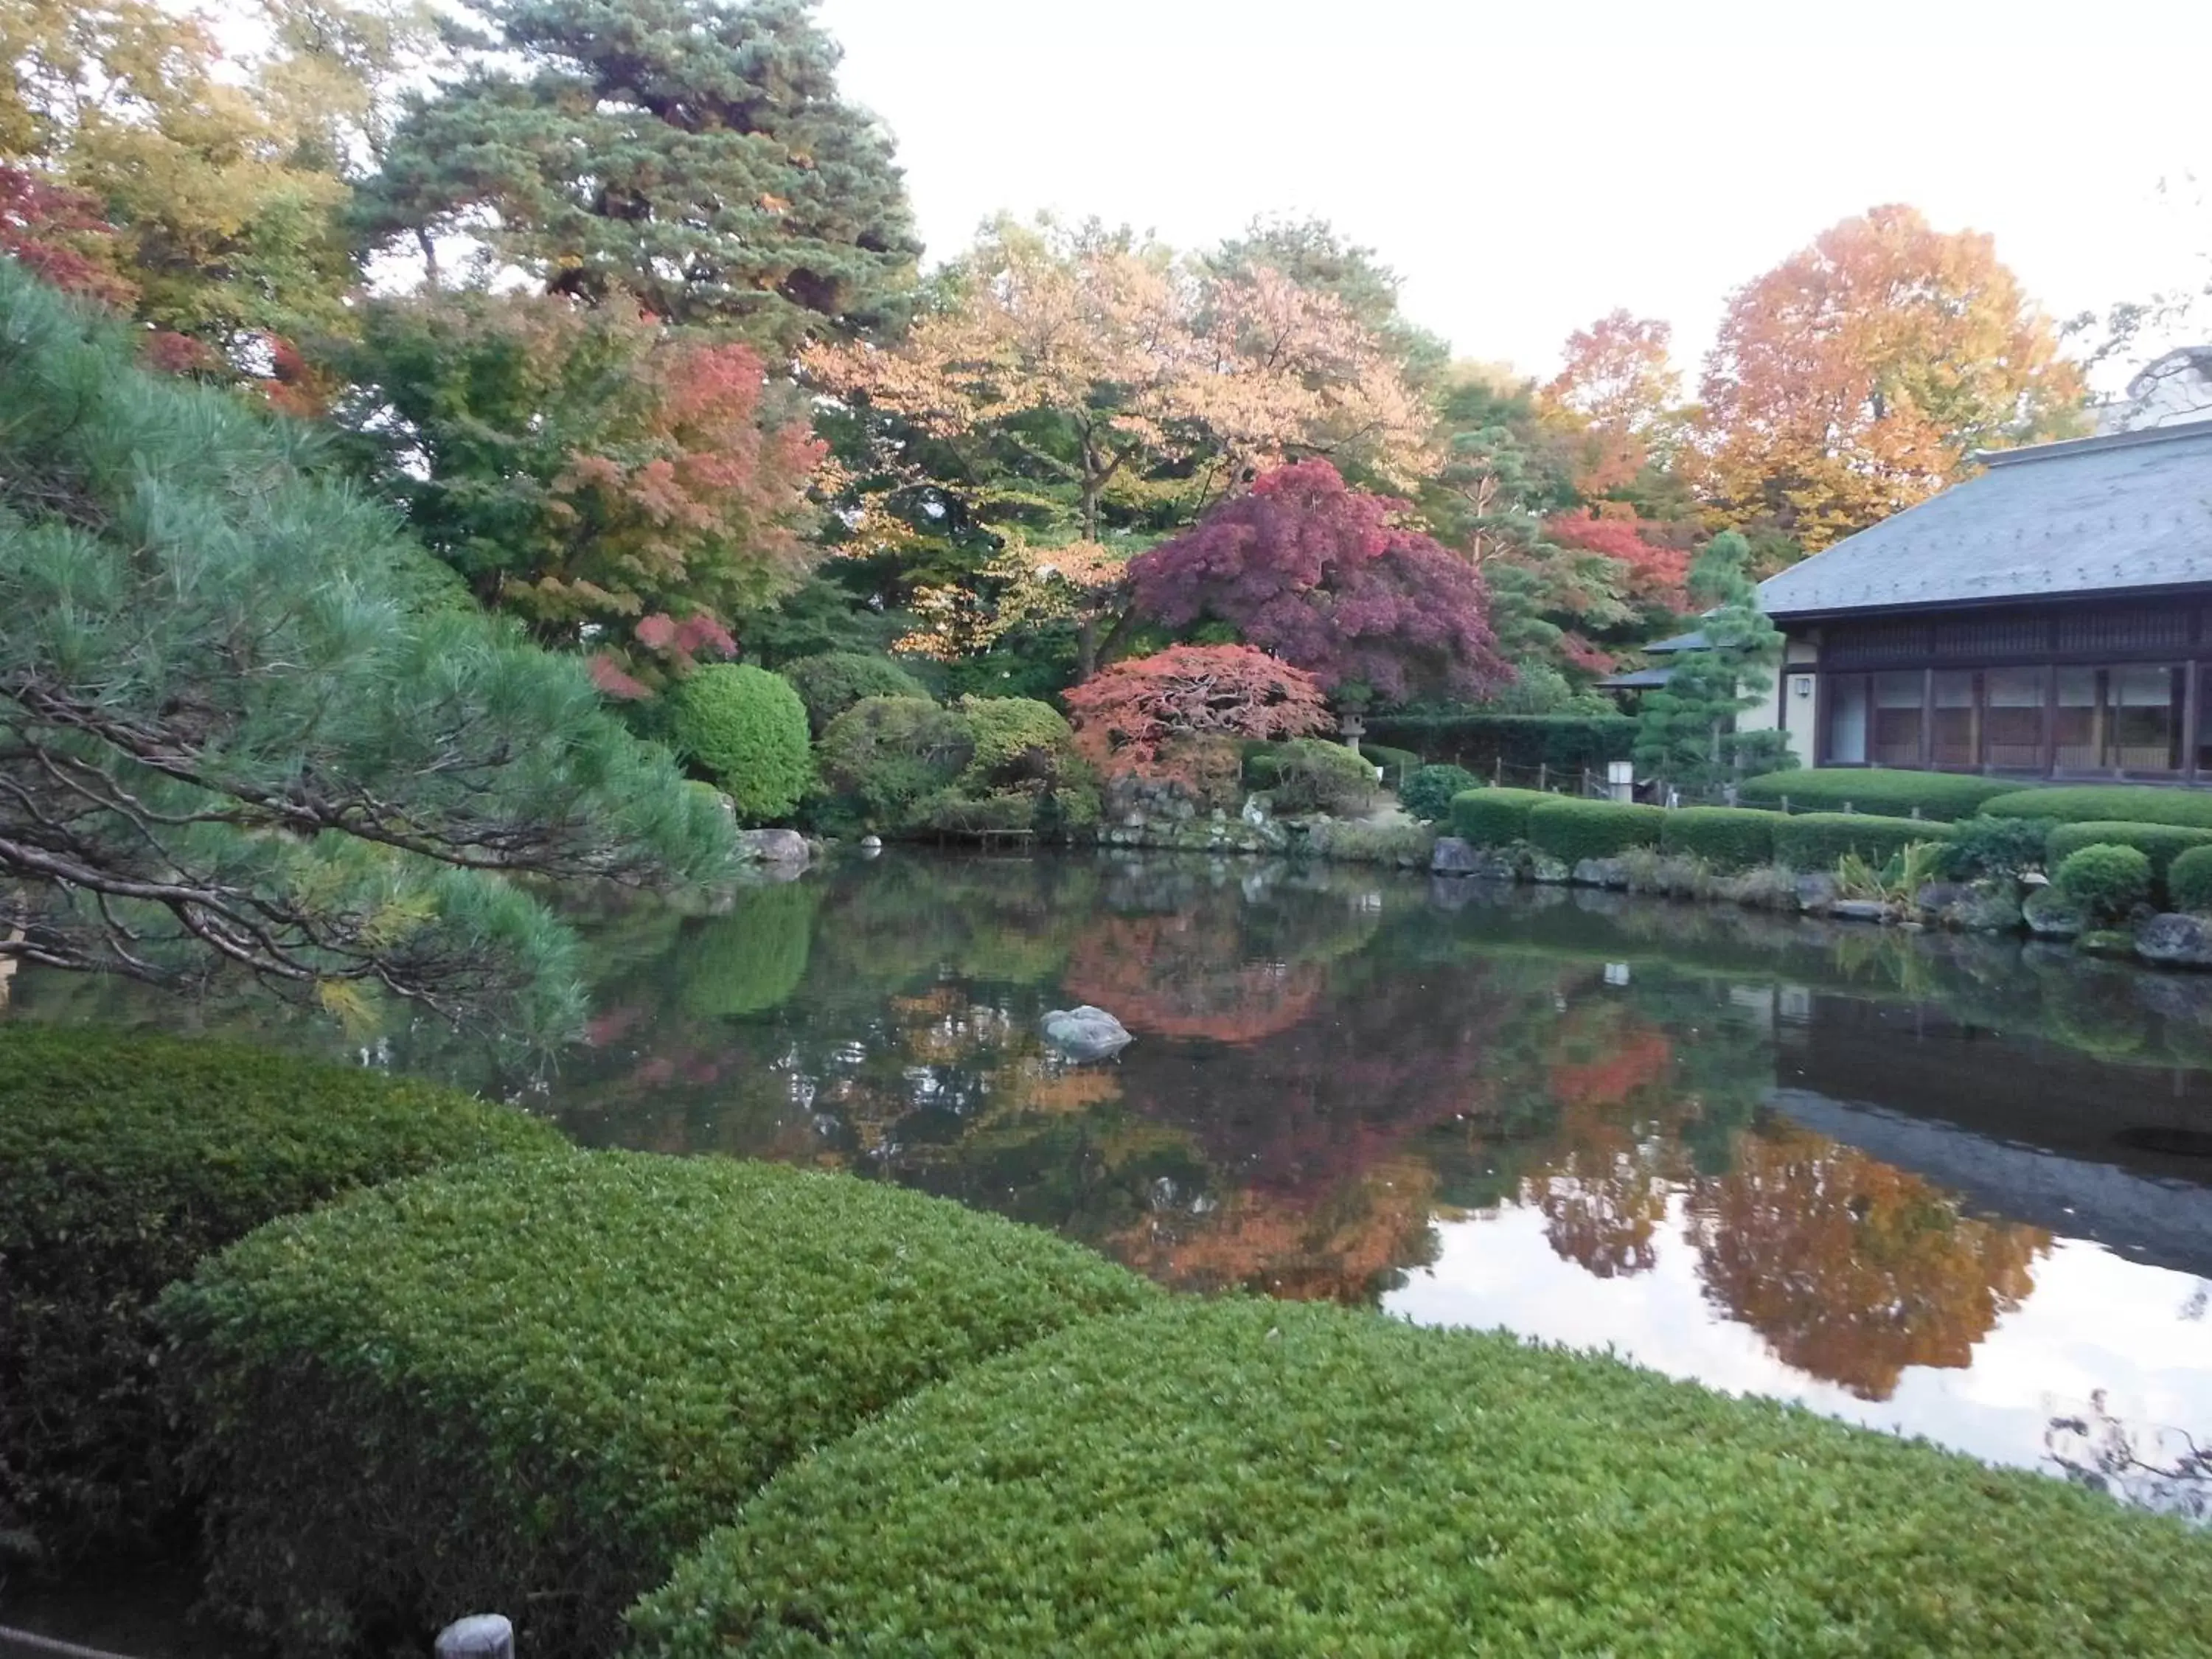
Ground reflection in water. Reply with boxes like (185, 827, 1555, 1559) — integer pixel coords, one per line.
(12, 849, 2212, 1509)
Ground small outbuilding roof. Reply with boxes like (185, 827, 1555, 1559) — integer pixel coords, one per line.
(1755, 418, 2212, 620)
(1593, 665, 1675, 690)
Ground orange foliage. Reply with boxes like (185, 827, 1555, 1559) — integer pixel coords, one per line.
(1064, 912, 1325, 1045)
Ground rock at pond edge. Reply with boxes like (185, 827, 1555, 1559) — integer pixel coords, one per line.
(2135, 913, 2212, 969)
(1041, 1005, 1132, 1061)
(735, 827, 810, 867)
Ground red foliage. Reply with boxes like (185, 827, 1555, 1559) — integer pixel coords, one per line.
(0, 167, 135, 308)
(1127, 459, 1507, 703)
(1542, 509, 1689, 605)
(1062, 644, 1331, 775)
(586, 652, 653, 700)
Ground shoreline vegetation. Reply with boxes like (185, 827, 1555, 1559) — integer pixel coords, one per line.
(4, 1026, 2210, 1658)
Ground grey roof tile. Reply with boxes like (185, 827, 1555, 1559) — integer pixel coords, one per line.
(1756, 419, 2212, 619)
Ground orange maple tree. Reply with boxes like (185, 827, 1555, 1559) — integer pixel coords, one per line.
(1694, 205, 2086, 553)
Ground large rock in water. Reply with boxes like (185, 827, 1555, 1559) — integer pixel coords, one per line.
(736, 828, 810, 867)
(2023, 884, 2087, 939)
(1430, 836, 1480, 875)
(2135, 913, 2212, 969)
(1041, 1006, 1132, 1061)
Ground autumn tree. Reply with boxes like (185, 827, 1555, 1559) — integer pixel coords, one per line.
(0, 262, 730, 1039)
(360, 0, 919, 346)
(1127, 459, 1506, 706)
(1062, 644, 1332, 778)
(333, 291, 823, 684)
(805, 215, 1435, 547)
(0, 165, 133, 305)
(1695, 205, 2087, 552)
(1540, 310, 1684, 497)
(1210, 215, 1451, 393)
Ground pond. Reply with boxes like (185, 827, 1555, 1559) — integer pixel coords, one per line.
(17, 849, 2212, 1518)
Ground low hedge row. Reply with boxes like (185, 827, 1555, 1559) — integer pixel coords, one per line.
(2045, 821, 2212, 888)
(1659, 805, 1777, 870)
(1447, 787, 1554, 846)
(0, 1029, 563, 1566)
(1773, 812, 1955, 871)
(1738, 768, 2025, 821)
(631, 1297, 2212, 1658)
(1363, 712, 1636, 773)
(159, 1152, 1156, 1659)
(1526, 797, 1663, 863)
(1981, 785, 2212, 830)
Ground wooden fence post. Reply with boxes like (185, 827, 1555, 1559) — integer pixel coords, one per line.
(437, 1616, 514, 1659)
(1537, 762, 1548, 793)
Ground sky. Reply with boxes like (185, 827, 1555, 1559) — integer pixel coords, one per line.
(818, 0, 2212, 391)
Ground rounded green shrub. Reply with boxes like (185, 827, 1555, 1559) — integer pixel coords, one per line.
(2055, 843, 2153, 923)
(1739, 768, 2023, 821)
(1659, 805, 1776, 870)
(1773, 811, 1954, 871)
(815, 696, 975, 832)
(779, 653, 931, 737)
(159, 1152, 1155, 1659)
(1265, 739, 1377, 815)
(0, 1029, 560, 1566)
(1980, 786, 2212, 830)
(1933, 815, 2056, 883)
(1398, 762, 1480, 824)
(1448, 787, 1551, 847)
(669, 664, 812, 822)
(1526, 798, 1663, 863)
(2167, 844, 2212, 913)
(2044, 821, 2212, 888)
(630, 1297, 2212, 1658)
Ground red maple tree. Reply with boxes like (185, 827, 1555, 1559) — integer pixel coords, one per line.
(1062, 644, 1331, 776)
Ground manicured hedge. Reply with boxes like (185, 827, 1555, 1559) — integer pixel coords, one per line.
(1738, 768, 2025, 821)
(1526, 798, 1663, 863)
(2055, 844, 2152, 922)
(159, 1152, 1155, 1659)
(1360, 742, 1422, 781)
(630, 1297, 2212, 1658)
(1363, 713, 1635, 774)
(2044, 821, 2212, 887)
(0, 1029, 560, 1565)
(1398, 762, 1480, 824)
(1773, 811, 1954, 871)
(1659, 805, 1777, 870)
(1265, 739, 1376, 815)
(1980, 785, 2212, 830)
(1447, 787, 1554, 847)
(669, 664, 813, 823)
(2168, 844, 2212, 911)
(779, 652, 931, 737)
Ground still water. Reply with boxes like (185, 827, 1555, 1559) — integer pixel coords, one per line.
(21, 850, 2212, 1515)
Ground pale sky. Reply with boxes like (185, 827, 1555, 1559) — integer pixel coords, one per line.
(819, 0, 2212, 391)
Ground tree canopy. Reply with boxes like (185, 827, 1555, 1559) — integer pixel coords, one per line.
(0, 262, 731, 1037)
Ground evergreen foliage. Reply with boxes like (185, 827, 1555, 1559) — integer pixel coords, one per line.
(358, 0, 921, 347)
(1979, 786, 2212, 830)
(1738, 768, 2025, 820)
(1527, 798, 1665, 863)
(1397, 763, 1481, 823)
(1363, 713, 1637, 775)
(2054, 844, 2153, 923)
(780, 651, 931, 735)
(1631, 531, 1787, 792)
(668, 664, 813, 821)
(1773, 813, 1953, 871)
(2044, 822, 2212, 888)
(1931, 816, 2056, 883)
(0, 1028, 558, 1565)
(0, 266, 731, 1034)
(1448, 787, 1554, 846)
(631, 1297, 2212, 1658)
(1658, 806, 1778, 870)
(1263, 740, 1377, 815)
(2166, 845, 2212, 913)
(159, 1152, 1155, 1658)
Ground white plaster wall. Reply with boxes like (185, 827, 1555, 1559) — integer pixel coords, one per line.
(1779, 634, 1819, 765)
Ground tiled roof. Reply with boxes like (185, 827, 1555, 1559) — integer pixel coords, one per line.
(1756, 419, 2212, 619)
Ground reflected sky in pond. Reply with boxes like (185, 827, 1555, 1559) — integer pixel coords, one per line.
(13, 848, 2212, 1515)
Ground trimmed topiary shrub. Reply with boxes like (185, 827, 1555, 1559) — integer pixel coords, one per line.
(2168, 844, 2212, 913)
(1659, 806, 1776, 870)
(1398, 762, 1480, 824)
(1448, 787, 1553, 847)
(1265, 739, 1377, 815)
(1933, 815, 2056, 883)
(630, 1296, 2212, 1658)
(1773, 812, 1955, 871)
(2055, 844, 2153, 924)
(779, 653, 931, 737)
(2044, 821, 2212, 890)
(815, 696, 975, 832)
(1980, 786, 2212, 830)
(1360, 742, 1422, 782)
(159, 1152, 1156, 1659)
(1739, 768, 2025, 821)
(0, 1029, 561, 1566)
(669, 664, 813, 822)
(1526, 798, 1663, 863)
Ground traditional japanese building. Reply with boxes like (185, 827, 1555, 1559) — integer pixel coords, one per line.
(1747, 417, 2212, 782)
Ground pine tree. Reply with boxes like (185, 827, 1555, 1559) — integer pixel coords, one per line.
(359, 0, 920, 346)
(1632, 531, 1790, 795)
(0, 265, 731, 1037)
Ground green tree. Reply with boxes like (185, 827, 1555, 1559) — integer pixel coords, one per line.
(1632, 531, 1790, 793)
(359, 0, 919, 346)
(0, 264, 730, 1038)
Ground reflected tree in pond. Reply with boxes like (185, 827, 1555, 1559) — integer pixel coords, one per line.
(2045, 1388, 2212, 1523)
(1527, 1005, 1681, 1279)
(1686, 1124, 2051, 1399)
